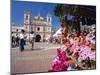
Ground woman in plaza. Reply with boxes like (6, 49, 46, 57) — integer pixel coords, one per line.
(30, 31, 35, 50)
(19, 29, 25, 52)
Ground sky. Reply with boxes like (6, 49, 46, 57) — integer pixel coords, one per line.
(11, 0, 61, 30)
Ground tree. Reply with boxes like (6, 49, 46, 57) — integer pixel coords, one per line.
(54, 4, 96, 33)
(54, 4, 78, 33)
(54, 4, 64, 22)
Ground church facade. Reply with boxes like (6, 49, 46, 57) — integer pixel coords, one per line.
(12, 11, 53, 42)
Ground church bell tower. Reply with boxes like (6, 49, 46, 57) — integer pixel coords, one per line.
(47, 13, 52, 25)
(24, 11, 31, 33)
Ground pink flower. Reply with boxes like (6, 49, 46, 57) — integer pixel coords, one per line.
(78, 45, 96, 62)
(50, 48, 70, 72)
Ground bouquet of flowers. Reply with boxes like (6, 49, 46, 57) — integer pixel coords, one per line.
(49, 48, 71, 72)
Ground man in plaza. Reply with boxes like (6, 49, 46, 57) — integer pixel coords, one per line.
(19, 29, 25, 52)
(29, 31, 35, 50)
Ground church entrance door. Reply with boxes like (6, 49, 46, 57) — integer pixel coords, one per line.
(35, 35, 41, 42)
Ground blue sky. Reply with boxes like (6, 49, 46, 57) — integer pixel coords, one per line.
(11, 0, 61, 30)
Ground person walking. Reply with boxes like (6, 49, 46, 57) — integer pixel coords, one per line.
(12, 32, 16, 47)
(19, 29, 25, 52)
(30, 31, 35, 50)
(15, 34, 20, 46)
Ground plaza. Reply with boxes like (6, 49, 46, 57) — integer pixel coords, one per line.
(11, 42, 60, 74)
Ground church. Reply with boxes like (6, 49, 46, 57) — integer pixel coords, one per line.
(12, 11, 54, 42)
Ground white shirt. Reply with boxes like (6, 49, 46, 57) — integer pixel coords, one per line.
(67, 66, 76, 71)
(19, 33, 24, 39)
(30, 33, 35, 40)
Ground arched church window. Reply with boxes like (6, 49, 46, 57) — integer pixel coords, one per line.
(26, 26, 27, 29)
(26, 15, 28, 20)
(48, 17, 50, 22)
(16, 29, 18, 32)
(37, 27, 40, 31)
(31, 27, 33, 31)
(48, 28, 50, 32)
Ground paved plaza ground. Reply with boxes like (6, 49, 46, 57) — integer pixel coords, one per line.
(11, 42, 61, 74)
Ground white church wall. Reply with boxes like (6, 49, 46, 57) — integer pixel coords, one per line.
(45, 26, 51, 32)
(45, 34, 51, 40)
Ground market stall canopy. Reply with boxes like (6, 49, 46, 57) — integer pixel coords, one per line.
(53, 28, 61, 37)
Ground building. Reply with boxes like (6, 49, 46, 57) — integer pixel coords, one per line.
(12, 11, 54, 42)
(12, 25, 24, 35)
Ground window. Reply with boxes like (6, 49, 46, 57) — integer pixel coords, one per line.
(16, 29, 18, 32)
(48, 28, 50, 31)
(47, 27, 51, 32)
(26, 15, 28, 20)
(26, 26, 27, 29)
(31, 27, 33, 31)
(37, 27, 40, 31)
(48, 17, 50, 22)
